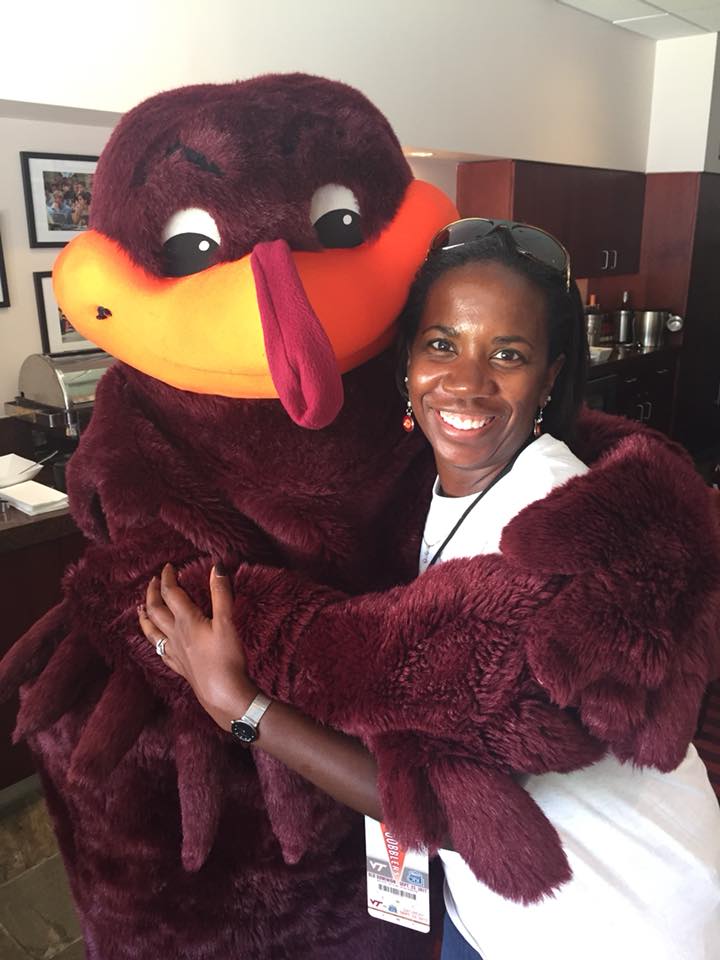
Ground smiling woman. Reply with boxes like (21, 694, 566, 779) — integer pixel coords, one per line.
(395, 225, 591, 583)
(138, 220, 720, 960)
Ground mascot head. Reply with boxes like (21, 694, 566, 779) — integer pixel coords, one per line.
(54, 73, 456, 428)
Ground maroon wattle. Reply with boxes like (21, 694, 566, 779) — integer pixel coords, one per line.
(251, 239, 344, 429)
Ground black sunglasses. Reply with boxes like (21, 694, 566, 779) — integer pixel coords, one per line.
(429, 217, 571, 292)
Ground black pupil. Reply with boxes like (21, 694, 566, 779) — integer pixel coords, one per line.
(162, 233, 219, 277)
(314, 209, 362, 249)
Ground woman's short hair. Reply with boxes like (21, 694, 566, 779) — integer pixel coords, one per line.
(396, 230, 588, 442)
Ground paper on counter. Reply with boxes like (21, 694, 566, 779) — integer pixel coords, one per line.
(0, 453, 42, 488)
(0, 480, 68, 515)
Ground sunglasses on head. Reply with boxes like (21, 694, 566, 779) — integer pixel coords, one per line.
(429, 217, 571, 292)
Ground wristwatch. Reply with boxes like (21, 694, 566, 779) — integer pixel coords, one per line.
(230, 692, 272, 744)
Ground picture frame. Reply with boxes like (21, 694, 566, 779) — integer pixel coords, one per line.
(33, 271, 100, 355)
(0, 233, 9, 308)
(21, 151, 98, 248)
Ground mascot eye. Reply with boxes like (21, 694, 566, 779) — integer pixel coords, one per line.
(310, 184, 363, 248)
(161, 208, 221, 277)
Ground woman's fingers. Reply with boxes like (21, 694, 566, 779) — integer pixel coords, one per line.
(160, 564, 203, 622)
(145, 575, 175, 635)
(210, 564, 234, 628)
(138, 606, 162, 647)
(138, 604, 173, 661)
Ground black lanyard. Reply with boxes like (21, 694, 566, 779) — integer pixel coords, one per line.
(427, 437, 532, 568)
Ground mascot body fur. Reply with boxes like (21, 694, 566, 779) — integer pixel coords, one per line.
(2, 74, 455, 959)
(1, 73, 719, 959)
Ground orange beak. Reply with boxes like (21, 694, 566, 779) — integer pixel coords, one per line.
(53, 180, 457, 425)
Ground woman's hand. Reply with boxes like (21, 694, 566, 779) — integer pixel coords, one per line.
(138, 563, 258, 730)
(139, 566, 384, 820)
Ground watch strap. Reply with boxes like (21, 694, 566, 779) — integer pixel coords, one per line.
(241, 692, 272, 727)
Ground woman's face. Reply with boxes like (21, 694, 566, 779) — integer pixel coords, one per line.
(407, 260, 564, 497)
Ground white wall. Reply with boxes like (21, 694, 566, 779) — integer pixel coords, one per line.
(1, 0, 656, 170)
(646, 34, 719, 173)
(705, 38, 720, 174)
(407, 158, 459, 204)
(0, 115, 114, 406)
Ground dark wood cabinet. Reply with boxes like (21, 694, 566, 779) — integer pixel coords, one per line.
(457, 160, 645, 278)
(615, 370, 646, 424)
(641, 173, 720, 456)
(0, 516, 84, 789)
(586, 351, 678, 436)
(615, 355, 677, 433)
(645, 361, 677, 433)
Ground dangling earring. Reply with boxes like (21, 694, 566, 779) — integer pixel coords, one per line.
(534, 395, 551, 438)
(402, 399, 415, 432)
(402, 376, 415, 433)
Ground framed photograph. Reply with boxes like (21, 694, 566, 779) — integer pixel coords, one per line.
(33, 271, 100, 355)
(0, 233, 9, 308)
(21, 151, 98, 248)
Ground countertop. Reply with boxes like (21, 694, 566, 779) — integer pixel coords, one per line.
(0, 464, 77, 554)
(0, 502, 77, 555)
(588, 343, 679, 377)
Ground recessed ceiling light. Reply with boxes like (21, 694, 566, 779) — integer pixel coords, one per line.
(406, 150, 434, 158)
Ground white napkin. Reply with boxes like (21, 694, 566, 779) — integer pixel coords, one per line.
(0, 480, 68, 515)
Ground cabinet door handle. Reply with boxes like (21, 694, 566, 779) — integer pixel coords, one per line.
(637, 403, 645, 421)
(610, 249, 618, 270)
(715, 382, 720, 407)
(624, 377, 638, 384)
(601, 250, 609, 270)
(656, 369, 669, 375)
(644, 401, 653, 421)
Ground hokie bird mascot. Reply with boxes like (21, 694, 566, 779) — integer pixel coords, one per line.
(1, 73, 720, 960)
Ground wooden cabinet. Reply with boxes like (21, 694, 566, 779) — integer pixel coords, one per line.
(640, 173, 720, 456)
(586, 351, 678, 436)
(615, 354, 677, 434)
(457, 159, 645, 279)
(645, 361, 677, 433)
(0, 517, 84, 789)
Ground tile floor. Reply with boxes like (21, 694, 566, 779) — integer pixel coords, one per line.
(0, 776, 83, 960)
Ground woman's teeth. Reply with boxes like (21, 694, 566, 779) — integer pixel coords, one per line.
(439, 410, 493, 431)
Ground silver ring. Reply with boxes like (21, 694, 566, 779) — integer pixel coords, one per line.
(155, 636, 168, 658)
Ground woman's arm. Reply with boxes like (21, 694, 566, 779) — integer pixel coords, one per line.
(140, 563, 384, 820)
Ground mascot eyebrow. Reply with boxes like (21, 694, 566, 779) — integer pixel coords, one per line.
(131, 140, 224, 187)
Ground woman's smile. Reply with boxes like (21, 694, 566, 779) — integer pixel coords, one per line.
(435, 409, 497, 434)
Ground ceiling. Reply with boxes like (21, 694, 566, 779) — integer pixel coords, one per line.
(557, 0, 720, 38)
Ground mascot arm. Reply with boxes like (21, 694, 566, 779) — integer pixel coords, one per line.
(170, 554, 603, 902)
(177, 533, 716, 901)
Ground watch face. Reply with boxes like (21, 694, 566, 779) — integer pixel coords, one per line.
(231, 719, 257, 744)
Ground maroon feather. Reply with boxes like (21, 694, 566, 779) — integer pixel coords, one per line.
(14, 632, 103, 741)
(68, 669, 157, 785)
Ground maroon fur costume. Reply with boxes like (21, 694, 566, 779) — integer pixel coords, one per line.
(0, 75, 455, 960)
(5, 357, 440, 959)
(1, 74, 719, 959)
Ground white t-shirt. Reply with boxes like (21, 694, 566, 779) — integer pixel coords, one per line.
(419, 433, 589, 572)
(420, 434, 720, 960)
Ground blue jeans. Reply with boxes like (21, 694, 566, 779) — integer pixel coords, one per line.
(440, 913, 484, 960)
